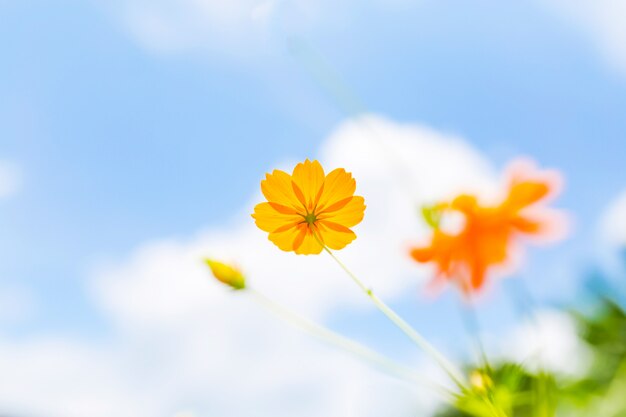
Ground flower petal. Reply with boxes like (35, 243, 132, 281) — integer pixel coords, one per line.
(316, 168, 356, 213)
(410, 247, 435, 263)
(294, 224, 324, 255)
(317, 196, 353, 215)
(317, 220, 356, 250)
(318, 196, 365, 228)
(509, 215, 544, 234)
(504, 180, 550, 211)
(261, 169, 306, 213)
(252, 202, 302, 233)
(267, 222, 302, 252)
(469, 262, 488, 291)
(291, 159, 325, 212)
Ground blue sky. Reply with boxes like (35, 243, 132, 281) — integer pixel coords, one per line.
(3, 0, 625, 327)
(1, 1, 626, 414)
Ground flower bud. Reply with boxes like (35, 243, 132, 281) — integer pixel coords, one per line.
(469, 370, 493, 393)
(204, 259, 246, 290)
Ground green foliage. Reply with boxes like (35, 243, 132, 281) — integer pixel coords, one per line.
(434, 292, 626, 417)
(421, 204, 443, 229)
(435, 364, 557, 417)
(562, 296, 626, 416)
(576, 298, 626, 390)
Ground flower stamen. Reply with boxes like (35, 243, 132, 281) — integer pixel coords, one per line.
(304, 212, 317, 226)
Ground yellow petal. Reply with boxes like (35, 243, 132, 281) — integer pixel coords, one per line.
(294, 225, 324, 255)
(318, 196, 365, 228)
(316, 168, 356, 213)
(261, 169, 306, 213)
(268, 222, 302, 252)
(317, 220, 356, 250)
(291, 159, 325, 212)
(318, 196, 353, 214)
(252, 202, 302, 233)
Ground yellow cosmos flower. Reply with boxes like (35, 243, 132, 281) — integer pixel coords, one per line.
(205, 259, 246, 290)
(252, 159, 366, 255)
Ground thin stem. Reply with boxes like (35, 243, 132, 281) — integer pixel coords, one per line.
(321, 245, 467, 390)
(246, 287, 453, 398)
(504, 277, 549, 376)
(459, 296, 508, 417)
(484, 399, 509, 417)
(459, 294, 491, 371)
(286, 37, 421, 204)
(505, 276, 538, 324)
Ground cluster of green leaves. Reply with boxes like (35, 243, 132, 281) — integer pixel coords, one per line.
(564, 297, 626, 416)
(435, 364, 557, 417)
(434, 284, 626, 416)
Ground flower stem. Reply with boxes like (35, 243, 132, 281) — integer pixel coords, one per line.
(246, 287, 452, 397)
(321, 245, 468, 390)
(459, 294, 491, 371)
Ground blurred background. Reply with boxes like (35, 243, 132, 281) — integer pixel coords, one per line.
(1, 0, 626, 416)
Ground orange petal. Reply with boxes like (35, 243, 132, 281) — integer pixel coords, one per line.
(504, 180, 550, 211)
(451, 194, 478, 213)
(317, 221, 356, 250)
(268, 222, 301, 252)
(318, 196, 365, 228)
(410, 247, 435, 263)
(292, 224, 308, 251)
(509, 215, 544, 234)
(291, 159, 325, 211)
(294, 225, 324, 255)
(318, 196, 353, 214)
(261, 170, 306, 213)
(252, 202, 302, 233)
(316, 168, 357, 213)
(269, 202, 300, 215)
(512, 210, 569, 242)
(469, 261, 488, 291)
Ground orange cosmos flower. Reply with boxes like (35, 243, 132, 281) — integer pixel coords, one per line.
(252, 159, 366, 255)
(410, 159, 567, 294)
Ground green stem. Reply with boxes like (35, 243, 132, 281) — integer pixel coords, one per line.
(505, 276, 538, 325)
(485, 399, 509, 417)
(246, 287, 452, 398)
(321, 245, 468, 390)
(459, 294, 491, 371)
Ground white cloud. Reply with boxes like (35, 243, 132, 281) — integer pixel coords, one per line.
(0, 339, 144, 417)
(600, 188, 626, 247)
(104, 0, 626, 77)
(119, 0, 266, 54)
(0, 115, 496, 416)
(102, 0, 331, 56)
(92, 116, 496, 325)
(101, 0, 407, 57)
(498, 310, 592, 377)
(537, 0, 626, 75)
(0, 160, 21, 199)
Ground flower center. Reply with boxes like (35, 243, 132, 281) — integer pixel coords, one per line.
(304, 212, 317, 226)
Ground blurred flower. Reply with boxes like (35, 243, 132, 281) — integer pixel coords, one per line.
(252, 159, 366, 255)
(205, 259, 246, 290)
(410, 159, 567, 294)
